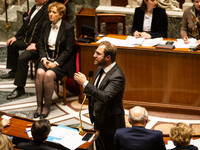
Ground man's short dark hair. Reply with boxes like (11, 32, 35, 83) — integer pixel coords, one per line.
(31, 119, 51, 143)
(99, 41, 117, 62)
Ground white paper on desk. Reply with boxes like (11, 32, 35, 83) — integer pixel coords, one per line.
(97, 37, 135, 47)
(25, 128, 32, 138)
(125, 36, 145, 45)
(165, 140, 175, 149)
(142, 38, 163, 46)
(1, 115, 12, 120)
(46, 125, 85, 150)
(174, 38, 198, 48)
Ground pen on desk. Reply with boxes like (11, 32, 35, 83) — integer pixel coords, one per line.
(24, 130, 31, 132)
(182, 33, 187, 39)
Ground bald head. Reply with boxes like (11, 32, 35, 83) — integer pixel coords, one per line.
(129, 106, 148, 126)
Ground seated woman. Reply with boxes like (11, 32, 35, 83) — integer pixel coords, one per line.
(34, 1, 76, 119)
(169, 122, 198, 150)
(181, 0, 200, 44)
(132, 0, 168, 39)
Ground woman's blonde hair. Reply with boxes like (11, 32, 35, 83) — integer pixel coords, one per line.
(169, 122, 192, 146)
(0, 133, 13, 150)
(48, 1, 66, 16)
(0, 116, 13, 150)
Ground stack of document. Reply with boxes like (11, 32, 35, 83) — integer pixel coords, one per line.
(25, 125, 89, 150)
(97, 36, 163, 47)
(125, 36, 145, 45)
(46, 125, 86, 150)
(174, 38, 198, 48)
(97, 37, 135, 47)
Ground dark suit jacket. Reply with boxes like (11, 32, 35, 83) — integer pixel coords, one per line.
(114, 126, 166, 150)
(171, 145, 198, 150)
(17, 140, 58, 150)
(15, 1, 50, 46)
(84, 63, 126, 134)
(132, 7, 168, 38)
(38, 20, 76, 78)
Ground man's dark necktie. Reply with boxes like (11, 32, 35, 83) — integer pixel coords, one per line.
(95, 68, 104, 88)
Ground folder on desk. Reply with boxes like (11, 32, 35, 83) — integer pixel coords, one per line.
(156, 44, 175, 50)
(46, 125, 85, 150)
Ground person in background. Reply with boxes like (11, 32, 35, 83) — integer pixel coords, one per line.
(169, 122, 198, 150)
(0, 114, 13, 150)
(34, 1, 75, 119)
(0, 0, 51, 100)
(114, 106, 166, 150)
(74, 41, 126, 150)
(132, 0, 168, 39)
(17, 119, 58, 150)
(181, 0, 200, 45)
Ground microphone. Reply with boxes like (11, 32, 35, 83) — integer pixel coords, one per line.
(79, 70, 93, 135)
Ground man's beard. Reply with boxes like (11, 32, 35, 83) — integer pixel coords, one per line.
(94, 57, 106, 66)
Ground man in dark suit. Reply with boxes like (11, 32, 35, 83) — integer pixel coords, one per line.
(1, 0, 51, 100)
(74, 41, 126, 150)
(17, 119, 58, 150)
(114, 106, 166, 150)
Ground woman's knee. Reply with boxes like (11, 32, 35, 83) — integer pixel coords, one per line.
(44, 70, 56, 80)
(36, 69, 45, 78)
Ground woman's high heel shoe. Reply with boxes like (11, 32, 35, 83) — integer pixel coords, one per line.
(33, 106, 43, 118)
(40, 111, 49, 119)
(34, 112, 40, 118)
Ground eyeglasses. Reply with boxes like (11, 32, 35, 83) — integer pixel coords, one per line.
(94, 50, 102, 56)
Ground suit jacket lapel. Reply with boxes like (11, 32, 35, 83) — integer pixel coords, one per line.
(56, 20, 65, 46)
(99, 63, 118, 88)
(29, 5, 36, 20)
(28, 3, 48, 34)
(93, 67, 102, 84)
(140, 10, 145, 31)
(45, 22, 51, 45)
(151, 7, 158, 31)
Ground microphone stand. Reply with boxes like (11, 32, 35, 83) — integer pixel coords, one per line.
(79, 71, 93, 135)
(79, 94, 87, 135)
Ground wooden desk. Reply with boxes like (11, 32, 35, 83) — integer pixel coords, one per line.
(77, 34, 200, 114)
(1, 112, 99, 150)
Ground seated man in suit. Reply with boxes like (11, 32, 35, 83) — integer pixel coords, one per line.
(114, 106, 166, 150)
(0, 0, 51, 100)
(17, 119, 58, 150)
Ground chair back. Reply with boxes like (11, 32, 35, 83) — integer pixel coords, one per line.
(97, 13, 126, 35)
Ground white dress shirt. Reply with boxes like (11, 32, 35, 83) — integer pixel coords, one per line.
(48, 19, 62, 51)
(143, 11, 153, 32)
(30, 5, 43, 22)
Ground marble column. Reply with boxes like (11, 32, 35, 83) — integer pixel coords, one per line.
(99, 0, 111, 6)
(182, 0, 193, 11)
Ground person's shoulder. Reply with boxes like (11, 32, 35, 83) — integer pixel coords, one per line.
(17, 141, 32, 148)
(155, 6, 166, 12)
(42, 20, 51, 27)
(135, 7, 142, 12)
(116, 127, 132, 134)
(62, 20, 74, 30)
(144, 128, 163, 135)
(112, 63, 125, 77)
(184, 6, 192, 13)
